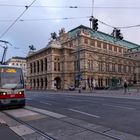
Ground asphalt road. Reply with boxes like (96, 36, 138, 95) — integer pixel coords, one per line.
(25, 91, 140, 137)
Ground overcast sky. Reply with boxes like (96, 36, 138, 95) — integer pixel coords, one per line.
(0, 0, 140, 60)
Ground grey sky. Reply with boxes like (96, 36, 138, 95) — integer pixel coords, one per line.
(0, 0, 140, 60)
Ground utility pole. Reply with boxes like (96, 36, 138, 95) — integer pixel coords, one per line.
(77, 33, 81, 93)
(89, 0, 98, 31)
(137, 61, 140, 92)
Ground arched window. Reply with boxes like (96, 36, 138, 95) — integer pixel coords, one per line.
(58, 62, 60, 71)
(30, 63, 32, 73)
(41, 78, 43, 88)
(37, 79, 39, 88)
(54, 62, 57, 71)
(30, 79, 32, 88)
(41, 60, 43, 72)
(33, 79, 36, 88)
(45, 58, 47, 71)
(37, 61, 39, 73)
(33, 62, 36, 73)
(45, 78, 47, 88)
(54, 57, 61, 71)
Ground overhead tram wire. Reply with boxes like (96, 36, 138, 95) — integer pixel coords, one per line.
(1, 4, 140, 9)
(98, 20, 115, 28)
(19, 16, 90, 21)
(0, 14, 140, 30)
(0, 0, 37, 39)
(0, 16, 90, 22)
(98, 20, 140, 29)
(1, 15, 140, 30)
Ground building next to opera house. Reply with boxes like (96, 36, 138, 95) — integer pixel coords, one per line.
(26, 25, 140, 90)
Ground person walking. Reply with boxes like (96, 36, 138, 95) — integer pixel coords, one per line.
(124, 81, 128, 94)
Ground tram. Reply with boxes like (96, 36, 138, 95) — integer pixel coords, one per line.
(0, 65, 25, 108)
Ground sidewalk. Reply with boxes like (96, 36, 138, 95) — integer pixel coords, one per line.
(40, 88, 140, 100)
(0, 118, 22, 140)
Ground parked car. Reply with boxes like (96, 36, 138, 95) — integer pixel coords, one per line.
(69, 85, 75, 91)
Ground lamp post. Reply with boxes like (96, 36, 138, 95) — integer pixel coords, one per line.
(137, 61, 140, 92)
(76, 32, 82, 93)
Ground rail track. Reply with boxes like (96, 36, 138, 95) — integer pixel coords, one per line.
(2, 111, 58, 140)
(2, 108, 124, 140)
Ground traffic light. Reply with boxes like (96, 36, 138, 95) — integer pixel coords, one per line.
(112, 28, 123, 40)
(116, 29, 123, 40)
(92, 18, 98, 31)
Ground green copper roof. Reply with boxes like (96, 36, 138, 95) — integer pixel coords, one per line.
(68, 25, 140, 49)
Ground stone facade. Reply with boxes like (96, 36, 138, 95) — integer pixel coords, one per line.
(26, 25, 139, 90)
(125, 47, 140, 85)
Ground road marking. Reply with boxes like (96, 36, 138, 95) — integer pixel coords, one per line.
(69, 109, 100, 118)
(40, 101, 52, 106)
(26, 106, 66, 119)
(103, 104, 136, 110)
(26, 98, 52, 105)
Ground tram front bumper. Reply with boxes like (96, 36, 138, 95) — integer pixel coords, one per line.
(0, 98, 25, 108)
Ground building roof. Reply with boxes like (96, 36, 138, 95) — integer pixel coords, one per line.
(68, 25, 140, 49)
(6, 56, 26, 63)
(27, 25, 140, 58)
(11, 56, 26, 60)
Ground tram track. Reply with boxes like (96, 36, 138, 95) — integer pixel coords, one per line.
(2, 111, 58, 140)
(60, 119, 122, 140)
(2, 107, 130, 140)
(26, 107, 123, 140)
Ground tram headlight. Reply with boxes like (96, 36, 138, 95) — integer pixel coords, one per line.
(18, 91, 24, 94)
(0, 92, 7, 95)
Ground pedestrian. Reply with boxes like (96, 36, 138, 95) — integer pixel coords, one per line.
(124, 81, 128, 94)
(78, 86, 81, 93)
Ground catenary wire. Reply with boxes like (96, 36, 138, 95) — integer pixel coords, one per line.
(0, 16, 90, 22)
(0, 0, 37, 39)
(0, 15, 140, 30)
(0, 4, 140, 9)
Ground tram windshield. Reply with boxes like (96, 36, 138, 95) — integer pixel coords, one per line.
(0, 67, 24, 89)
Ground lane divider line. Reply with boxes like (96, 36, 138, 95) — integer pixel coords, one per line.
(103, 104, 136, 110)
(39, 101, 52, 106)
(69, 109, 100, 118)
